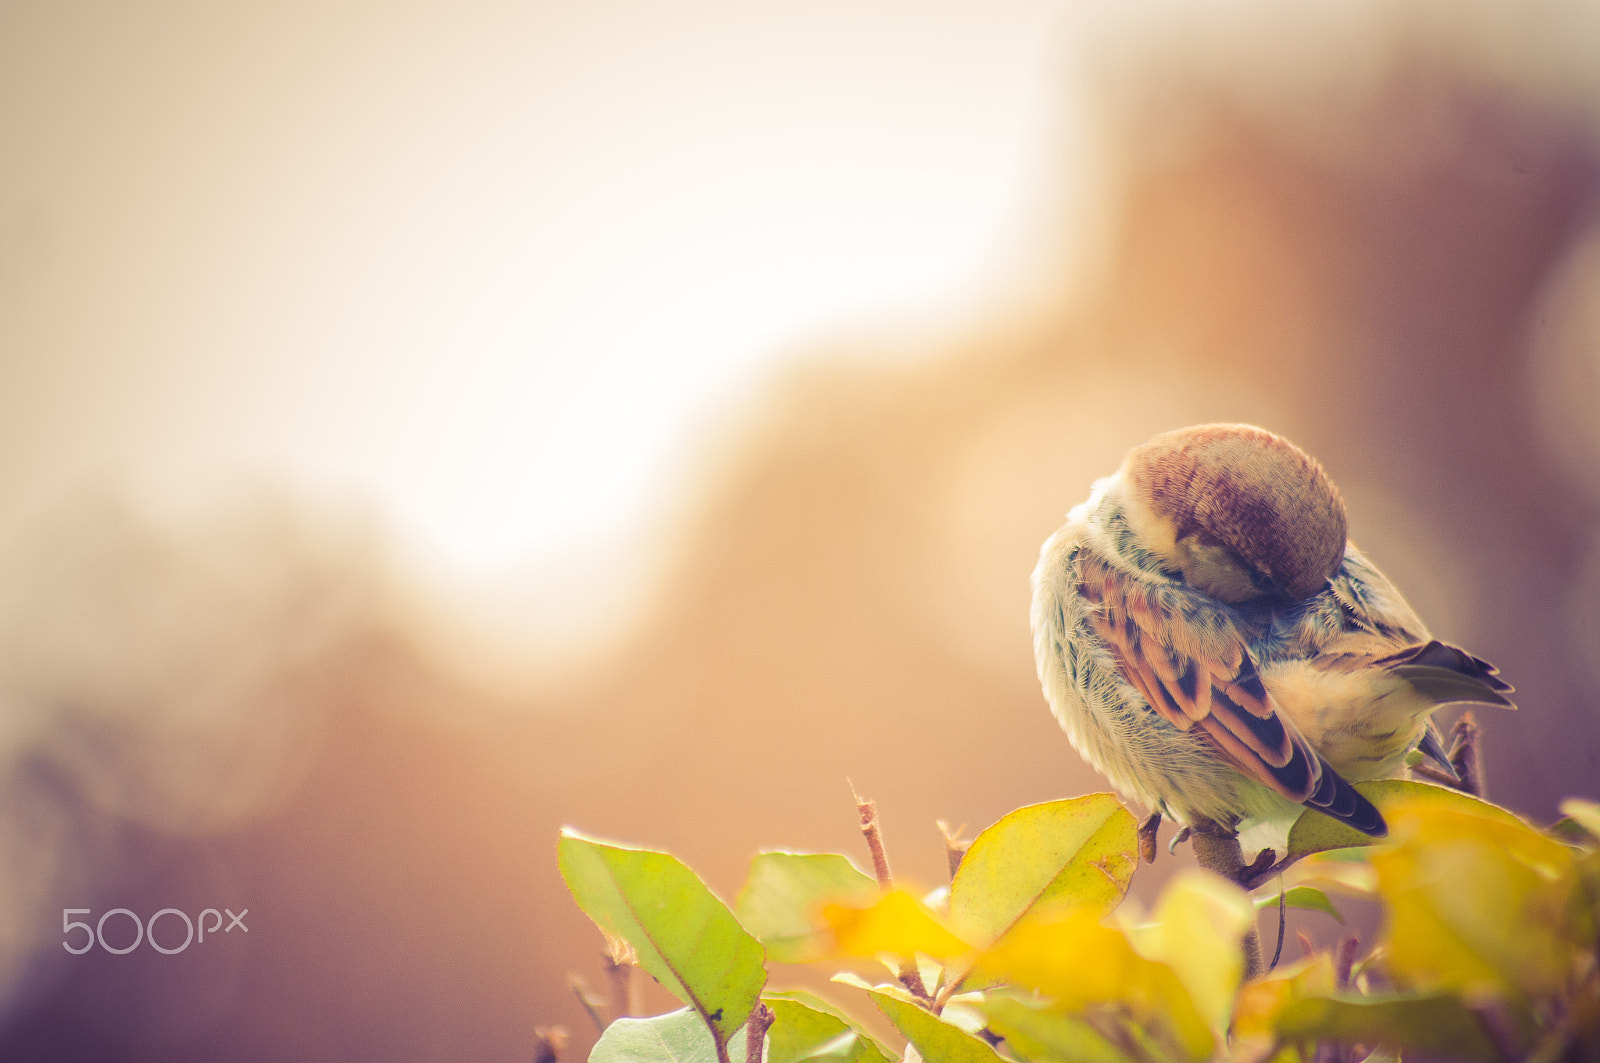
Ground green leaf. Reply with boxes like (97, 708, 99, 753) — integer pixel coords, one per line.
(764, 994, 893, 1063)
(1558, 798, 1600, 844)
(979, 994, 1135, 1063)
(871, 992, 1009, 1063)
(736, 852, 879, 963)
(948, 794, 1137, 952)
(589, 1007, 750, 1063)
(1253, 886, 1343, 923)
(1547, 816, 1596, 847)
(559, 829, 766, 1052)
(1284, 780, 1529, 861)
(1277, 993, 1500, 1062)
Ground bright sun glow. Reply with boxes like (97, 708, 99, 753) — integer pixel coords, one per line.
(1, 1, 1071, 666)
(270, 2, 1068, 581)
(374, 165, 1026, 577)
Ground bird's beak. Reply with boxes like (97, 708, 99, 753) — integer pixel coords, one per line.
(1415, 722, 1460, 782)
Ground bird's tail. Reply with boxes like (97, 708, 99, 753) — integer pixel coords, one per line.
(1375, 639, 1516, 710)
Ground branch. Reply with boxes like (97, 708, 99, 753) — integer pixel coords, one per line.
(744, 1003, 775, 1063)
(852, 785, 932, 1003)
(937, 820, 970, 880)
(534, 1026, 568, 1063)
(1449, 710, 1486, 799)
(1189, 828, 1264, 980)
(853, 786, 894, 890)
(568, 975, 608, 1033)
(602, 932, 640, 1018)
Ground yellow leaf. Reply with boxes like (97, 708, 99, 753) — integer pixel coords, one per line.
(947, 795, 1138, 947)
(977, 908, 1136, 1005)
(1372, 801, 1581, 1002)
(822, 889, 972, 962)
(1231, 953, 1337, 1042)
(975, 909, 1214, 1062)
(1285, 780, 1530, 860)
(1126, 870, 1254, 1034)
(1385, 800, 1573, 879)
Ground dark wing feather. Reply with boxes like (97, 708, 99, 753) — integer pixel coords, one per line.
(1376, 639, 1516, 708)
(1080, 554, 1387, 837)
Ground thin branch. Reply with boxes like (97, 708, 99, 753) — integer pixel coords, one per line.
(1410, 762, 1461, 788)
(1469, 1001, 1522, 1063)
(534, 1026, 569, 1063)
(853, 785, 894, 890)
(897, 958, 933, 1003)
(569, 973, 604, 1030)
(1190, 828, 1264, 980)
(1334, 937, 1360, 990)
(1269, 883, 1287, 971)
(602, 932, 640, 1019)
(851, 784, 932, 1003)
(1449, 710, 1486, 799)
(937, 820, 970, 880)
(744, 1003, 775, 1063)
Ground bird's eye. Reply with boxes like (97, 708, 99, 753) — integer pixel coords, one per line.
(1249, 568, 1288, 599)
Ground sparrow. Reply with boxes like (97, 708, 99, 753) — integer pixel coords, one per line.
(1030, 423, 1514, 840)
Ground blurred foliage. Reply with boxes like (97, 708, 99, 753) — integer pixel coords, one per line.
(560, 786, 1600, 1062)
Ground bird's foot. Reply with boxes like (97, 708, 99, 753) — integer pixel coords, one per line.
(1167, 825, 1192, 855)
(1138, 811, 1161, 864)
(1243, 847, 1277, 882)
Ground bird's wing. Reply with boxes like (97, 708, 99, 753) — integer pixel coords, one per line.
(1079, 553, 1386, 836)
(1374, 639, 1516, 707)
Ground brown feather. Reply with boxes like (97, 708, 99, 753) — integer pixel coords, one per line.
(1080, 554, 1360, 811)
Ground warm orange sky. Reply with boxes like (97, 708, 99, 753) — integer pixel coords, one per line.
(0, 1, 1073, 574)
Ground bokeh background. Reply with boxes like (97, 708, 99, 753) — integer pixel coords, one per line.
(3, 1, 1599, 1059)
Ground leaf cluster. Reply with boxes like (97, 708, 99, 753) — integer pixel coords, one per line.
(558, 784, 1600, 1062)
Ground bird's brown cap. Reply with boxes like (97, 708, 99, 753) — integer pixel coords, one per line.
(1122, 423, 1347, 601)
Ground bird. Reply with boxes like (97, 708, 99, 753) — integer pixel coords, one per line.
(1030, 423, 1514, 843)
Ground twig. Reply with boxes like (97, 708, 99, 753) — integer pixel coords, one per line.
(1269, 883, 1286, 971)
(1450, 710, 1486, 799)
(937, 820, 970, 880)
(851, 785, 932, 1003)
(853, 785, 894, 891)
(1410, 762, 1461, 788)
(1469, 1000, 1522, 1063)
(744, 1003, 775, 1063)
(602, 933, 640, 1019)
(1190, 828, 1263, 979)
(568, 975, 608, 1033)
(534, 1026, 568, 1063)
(1334, 937, 1360, 990)
(1087, 1010, 1164, 1063)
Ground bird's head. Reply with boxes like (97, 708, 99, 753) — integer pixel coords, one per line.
(1116, 423, 1347, 604)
